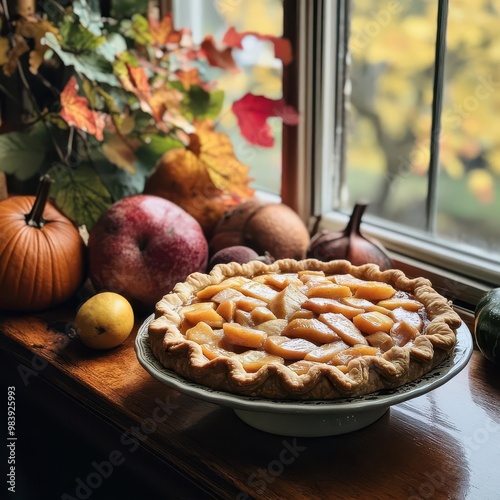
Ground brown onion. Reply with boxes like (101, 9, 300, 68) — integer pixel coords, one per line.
(307, 203, 393, 270)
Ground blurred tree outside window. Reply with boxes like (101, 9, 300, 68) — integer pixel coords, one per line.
(172, 0, 284, 196)
(345, 0, 500, 272)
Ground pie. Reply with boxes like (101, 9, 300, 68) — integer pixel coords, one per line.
(148, 259, 462, 400)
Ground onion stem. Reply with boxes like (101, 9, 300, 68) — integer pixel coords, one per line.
(344, 203, 367, 235)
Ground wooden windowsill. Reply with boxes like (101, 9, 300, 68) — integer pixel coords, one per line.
(1, 304, 500, 499)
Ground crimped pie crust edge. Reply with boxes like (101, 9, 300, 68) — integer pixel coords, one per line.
(148, 259, 462, 400)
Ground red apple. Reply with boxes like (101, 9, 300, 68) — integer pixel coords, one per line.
(88, 195, 208, 312)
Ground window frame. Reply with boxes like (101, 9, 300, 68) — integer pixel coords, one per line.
(281, 0, 495, 311)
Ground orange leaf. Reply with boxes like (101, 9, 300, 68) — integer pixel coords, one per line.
(2, 35, 29, 77)
(150, 86, 184, 124)
(119, 63, 152, 113)
(192, 120, 254, 199)
(175, 68, 204, 90)
(16, 18, 59, 74)
(102, 135, 141, 174)
(144, 120, 254, 236)
(148, 12, 182, 47)
(60, 76, 105, 140)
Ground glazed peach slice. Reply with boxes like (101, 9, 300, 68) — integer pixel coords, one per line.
(288, 308, 316, 321)
(329, 345, 379, 367)
(297, 270, 326, 280)
(306, 283, 352, 299)
(236, 350, 285, 372)
(390, 321, 420, 347)
(264, 273, 303, 290)
(365, 331, 394, 352)
(304, 340, 350, 362)
(223, 323, 267, 349)
(183, 305, 224, 328)
(236, 296, 268, 311)
(287, 360, 325, 375)
(185, 321, 224, 345)
(390, 307, 423, 330)
(216, 300, 237, 322)
(318, 312, 368, 346)
(354, 282, 396, 301)
(340, 297, 390, 314)
(211, 287, 246, 303)
(329, 273, 367, 291)
(233, 309, 254, 327)
(250, 306, 277, 324)
(302, 297, 364, 319)
(196, 277, 250, 300)
(201, 344, 237, 361)
(179, 301, 216, 315)
(282, 318, 340, 344)
(352, 311, 394, 335)
(269, 283, 308, 319)
(377, 298, 423, 312)
(256, 319, 287, 336)
(265, 336, 317, 361)
(239, 281, 280, 303)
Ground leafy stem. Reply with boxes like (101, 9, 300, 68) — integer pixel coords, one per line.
(14, 56, 68, 165)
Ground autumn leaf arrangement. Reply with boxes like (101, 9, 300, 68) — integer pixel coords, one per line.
(0, 1, 298, 231)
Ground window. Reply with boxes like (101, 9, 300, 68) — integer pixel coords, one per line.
(307, 0, 500, 302)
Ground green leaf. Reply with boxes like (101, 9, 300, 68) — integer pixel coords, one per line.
(97, 33, 128, 62)
(0, 126, 49, 180)
(72, 0, 103, 36)
(111, 0, 149, 20)
(135, 135, 183, 172)
(183, 86, 225, 120)
(58, 16, 105, 52)
(47, 164, 112, 229)
(205, 90, 225, 119)
(92, 157, 146, 201)
(43, 32, 119, 86)
(119, 14, 154, 45)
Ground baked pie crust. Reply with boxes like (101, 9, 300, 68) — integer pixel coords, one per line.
(148, 259, 462, 400)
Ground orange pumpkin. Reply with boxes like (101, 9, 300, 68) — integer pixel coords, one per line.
(0, 175, 86, 312)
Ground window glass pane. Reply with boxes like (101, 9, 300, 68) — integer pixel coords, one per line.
(173, 0, 284, 195)
(346, 1, 438, 230)
(438, 1, 500, 261)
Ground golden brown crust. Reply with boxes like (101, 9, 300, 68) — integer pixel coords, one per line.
(148, 259, 461, 400)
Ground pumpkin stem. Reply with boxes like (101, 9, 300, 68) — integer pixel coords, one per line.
(26, 174, 54, 228)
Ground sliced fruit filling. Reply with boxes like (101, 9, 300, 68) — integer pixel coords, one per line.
(177, 271, 428, 373)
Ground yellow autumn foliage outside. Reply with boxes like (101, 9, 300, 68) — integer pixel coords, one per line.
(347, 0, 500, 258)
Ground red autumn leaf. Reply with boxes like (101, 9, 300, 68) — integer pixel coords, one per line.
(222, 27, 293, 65)
(148, 12, 182, 47)
(231, 93, 299, 147)
(60, 76, 105, 141)
(200, 35, 237, 71)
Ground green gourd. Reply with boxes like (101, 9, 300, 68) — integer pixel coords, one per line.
(474, 288, 500, 364)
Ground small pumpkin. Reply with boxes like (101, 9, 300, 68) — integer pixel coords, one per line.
(0, 175, 86, 312)
(474, 288, 500, 364)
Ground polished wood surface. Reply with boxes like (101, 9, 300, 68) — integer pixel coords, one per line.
(1, 306, 499, 500)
